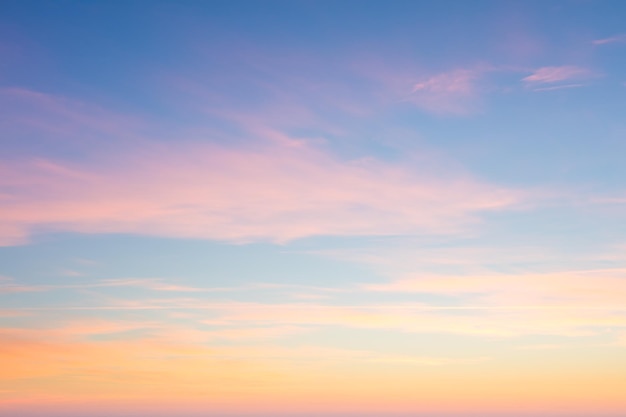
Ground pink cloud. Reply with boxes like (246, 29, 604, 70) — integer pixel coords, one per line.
(522, 66, 592, 85)
(0, 134, 520, 245)
(1, 87, 141, 133)
(0, 277, 248, 294)
(408, 68, 483, 115)
(364, 268, 626, 308)
(412, 70, 476, 94)
(190, 298, 626, 338)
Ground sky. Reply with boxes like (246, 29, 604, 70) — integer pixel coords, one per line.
(1, 1, 626, 416)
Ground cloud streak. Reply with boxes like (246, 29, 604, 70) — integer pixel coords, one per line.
(0, 131, 520, 246)
(522, 66, 592, 85)
(202, 300, 626, 338)
(408, 68, 484, 115)
(364, 268, 626, 308)
(592, 34, 626, 45)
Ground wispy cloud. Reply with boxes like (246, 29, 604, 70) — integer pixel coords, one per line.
(522, 66, 592, 85)
(531, 83, 586, 92)
(407, 68, 484, 115)
(0, 309, 30, 317)
(0, 277, 279, 294)
(0, 87, 142, 145)
(592, 34, 626, 45)
(364, 268, 626, 309)
(205, 325, 310, 341)
(182, 300, 626, 338)
(9, 284, 626, 339)
(0, 125, 521, 246)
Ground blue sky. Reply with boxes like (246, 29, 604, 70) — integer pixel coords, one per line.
(1, 1, 626, 416)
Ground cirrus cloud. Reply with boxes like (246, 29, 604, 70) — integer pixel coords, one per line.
(592, 34, 626, 45)
(0, 134, 521, 245)
(522, 66, 593, 85)
(408, 68, 484, 115)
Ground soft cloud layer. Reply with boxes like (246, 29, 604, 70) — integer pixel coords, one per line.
(364, 268, 626, 308)
(0, 87, 142, 146)
(0, 134, 520, 245)
(9, 279, 624, 339)
(198, 301, 625, 338)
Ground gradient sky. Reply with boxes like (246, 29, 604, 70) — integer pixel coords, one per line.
(2, 1, 626, 416)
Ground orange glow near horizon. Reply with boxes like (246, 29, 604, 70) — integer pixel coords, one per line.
(3, 1, 626, 416)
(2, 322, 626, 416)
